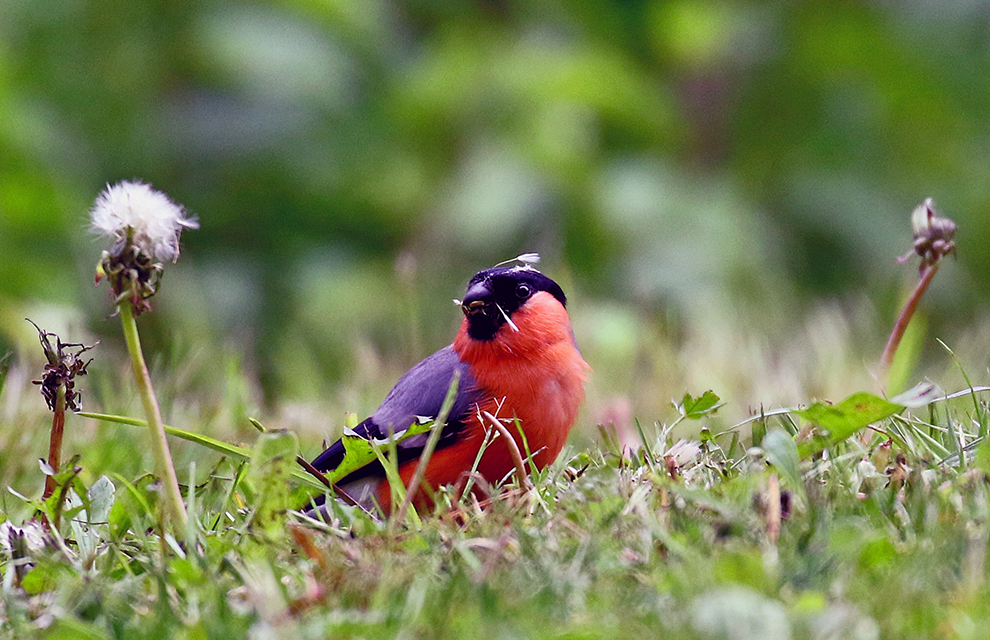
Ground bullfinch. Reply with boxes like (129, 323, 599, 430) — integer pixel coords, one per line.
(309, 263, 590, 513)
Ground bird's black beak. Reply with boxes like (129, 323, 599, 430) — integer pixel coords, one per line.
(460, 281, 491, 317)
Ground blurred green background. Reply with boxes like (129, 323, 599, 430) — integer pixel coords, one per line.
(2, 0, 989, 455)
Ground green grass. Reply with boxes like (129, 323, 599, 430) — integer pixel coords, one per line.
(3, 360, 990, 639)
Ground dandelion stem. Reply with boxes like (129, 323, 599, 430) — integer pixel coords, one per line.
(42, 384, 66, 502)
(119, 302, 188, 530)
(880, 262, 940, 378)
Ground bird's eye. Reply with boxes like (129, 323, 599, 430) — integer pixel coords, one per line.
(515, 283, 531, 299)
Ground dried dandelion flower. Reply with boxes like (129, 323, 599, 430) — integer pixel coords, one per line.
(27, 319, 94, 413)
(90, 181, 198, 263)
(91, 181, 198, 313)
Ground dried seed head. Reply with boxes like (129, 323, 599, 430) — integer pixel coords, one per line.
(90, 181, 198, 263)
(27, 319, 95, 413)
(90, 181, 198, 313)
(904, 198, 957, 273)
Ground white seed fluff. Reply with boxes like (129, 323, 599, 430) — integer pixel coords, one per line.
(90, 181, 198, 263)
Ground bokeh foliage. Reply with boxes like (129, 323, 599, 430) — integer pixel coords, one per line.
(2, 0, 989, 415)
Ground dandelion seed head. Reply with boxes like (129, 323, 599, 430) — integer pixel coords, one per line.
(90, 181, 198, 263)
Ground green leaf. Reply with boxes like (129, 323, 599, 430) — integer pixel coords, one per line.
(327, 419, 435, 486)
(751, 418, 767, 448)
(68, 476, 115, 562)
(795, 393, 903, 457)
(0, 352, 11, 399)
(973, 437, 990, 475)
(246, 430, 298, 539)
(88, 475, 116, 524)
(677, 390, 723, 420)
(78, 412, 326, 491)
(761, 430, 801, 491)
(38, 616, 111, 640)
(110, 473, 155, 526)
(886, 310, 927, 396)
(79, 412, 250, 460)
(21, 562, 61, 596)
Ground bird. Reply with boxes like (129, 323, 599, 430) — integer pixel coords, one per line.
(308, 260, 590, 514)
